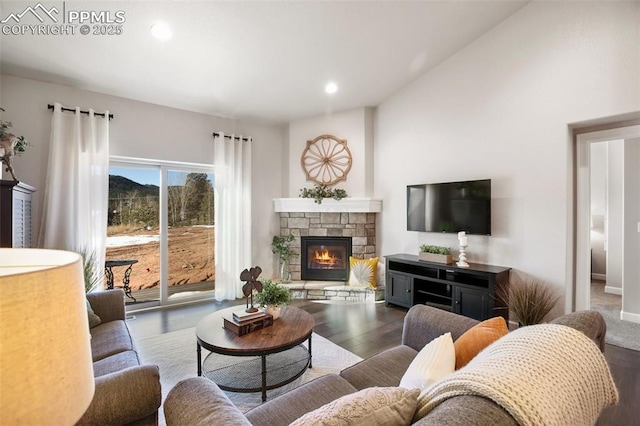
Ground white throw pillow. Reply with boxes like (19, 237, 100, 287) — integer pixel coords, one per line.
(399, 332, 455, 392)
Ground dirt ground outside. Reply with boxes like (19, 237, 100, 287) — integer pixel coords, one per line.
(106, 226, 215, 291)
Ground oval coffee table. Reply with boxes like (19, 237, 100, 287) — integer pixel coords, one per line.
(196, 305, 314, 402)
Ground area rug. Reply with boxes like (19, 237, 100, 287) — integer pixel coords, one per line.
(591, 303, 640, 351)
(136, 327, 362, 424)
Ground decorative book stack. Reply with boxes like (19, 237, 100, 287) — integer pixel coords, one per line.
(223, 309, 273, 336)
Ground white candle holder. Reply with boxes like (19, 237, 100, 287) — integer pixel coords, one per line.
(457, 245, 469, 268)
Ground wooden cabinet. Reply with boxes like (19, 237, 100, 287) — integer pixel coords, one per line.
(387, 272, 412, 307)
(385, 253, 510, 321)
(0, 180, 36, 248)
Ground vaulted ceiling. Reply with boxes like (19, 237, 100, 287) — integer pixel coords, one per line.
(0, 1, 528, 123)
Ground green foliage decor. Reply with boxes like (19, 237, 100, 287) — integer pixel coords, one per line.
(299, 184, 347, 204)
(419, 244, 452, 255)
(272, 235, 297, 261)
(255, 279, 292, 307)
(500, 278, 560, 326)
(80, 249, 103, 293)
(0, 108, 29, 155)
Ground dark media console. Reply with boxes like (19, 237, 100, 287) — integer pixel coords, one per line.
(385, 254, 510, 322)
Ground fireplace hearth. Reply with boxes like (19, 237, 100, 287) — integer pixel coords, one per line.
(301, 237, 352, 281)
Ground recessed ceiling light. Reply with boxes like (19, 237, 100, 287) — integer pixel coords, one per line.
(150, 22, 172, 41)
(325, 82, 338, 94)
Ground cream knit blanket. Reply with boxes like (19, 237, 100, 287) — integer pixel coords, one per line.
(415, 324, 618, 425)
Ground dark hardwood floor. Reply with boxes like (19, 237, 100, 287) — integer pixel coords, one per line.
(127, 299, 639, 425)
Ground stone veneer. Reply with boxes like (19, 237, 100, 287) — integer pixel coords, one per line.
(282, 282, 385, 302)
(279, 212, 377, 281)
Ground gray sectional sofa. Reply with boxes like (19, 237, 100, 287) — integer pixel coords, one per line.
(163, 304, 611, 425)
(77, 289, 162, 426)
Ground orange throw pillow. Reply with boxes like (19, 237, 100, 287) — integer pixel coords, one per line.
(454, 316, 508, 369)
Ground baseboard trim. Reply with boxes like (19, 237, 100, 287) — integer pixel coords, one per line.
(605, 286, 623, 296)
(620, 310, 640, 324)
(591, 273, 606, 281)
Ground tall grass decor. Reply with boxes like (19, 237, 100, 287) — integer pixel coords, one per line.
(500, 278, 560, 326)
(80, 249, 103, 293)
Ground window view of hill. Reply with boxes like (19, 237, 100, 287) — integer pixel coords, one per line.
(106, 170, 215, 304)
(109, 175, 160, 197)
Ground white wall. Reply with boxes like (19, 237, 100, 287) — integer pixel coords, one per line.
(374, 1, 640, 316)
(590, 142, 607, 277)
(622, 138, 640, 321)
(606, 140, 624, 292)
(288, 107, 374, 197)
(0, 74, 286, 278)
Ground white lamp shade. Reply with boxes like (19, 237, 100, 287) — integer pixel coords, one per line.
(0, 249, 95, 425)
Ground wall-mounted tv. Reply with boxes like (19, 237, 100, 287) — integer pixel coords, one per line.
(407, 179, 491, 235)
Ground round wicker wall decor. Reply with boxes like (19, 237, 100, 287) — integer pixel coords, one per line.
(300, 134, 352, 185)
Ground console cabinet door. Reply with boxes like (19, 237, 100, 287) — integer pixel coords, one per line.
(386, 272, 412, 308)
(454, 286, 489, 321)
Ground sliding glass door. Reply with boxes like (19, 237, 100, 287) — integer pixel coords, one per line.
(166, 170, 215, 302)
(107, 159, 214, 309)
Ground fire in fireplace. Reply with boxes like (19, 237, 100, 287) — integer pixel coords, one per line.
(301, 236, 352, 281)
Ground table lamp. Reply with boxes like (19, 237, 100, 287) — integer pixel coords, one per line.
(0, 248, 95, 425)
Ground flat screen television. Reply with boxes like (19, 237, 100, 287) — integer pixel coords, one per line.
(407, 179, 491, 235)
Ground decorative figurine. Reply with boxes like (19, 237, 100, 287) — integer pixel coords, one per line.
(240, 266, 264, 313)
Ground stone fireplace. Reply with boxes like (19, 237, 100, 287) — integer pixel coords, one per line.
(275, 199, 382, 282)
(274, 198, 382, 284)
(301, 236, 352, 281)
(274, 198, 384, 300)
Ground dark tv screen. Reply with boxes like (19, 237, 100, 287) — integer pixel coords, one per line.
(407, 179, 491, 235)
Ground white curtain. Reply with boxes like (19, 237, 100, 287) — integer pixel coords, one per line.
(213, 132, 252, 301)
(39, 103, 110, 288)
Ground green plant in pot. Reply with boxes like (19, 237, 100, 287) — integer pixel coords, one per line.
(418, 244, 453, 264)
(500, 278, 560, 326)
(272, 235, 297, 283)
(255, 279, 292, 320)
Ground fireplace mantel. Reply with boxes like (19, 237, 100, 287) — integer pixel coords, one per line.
(273, 197, 382, 213)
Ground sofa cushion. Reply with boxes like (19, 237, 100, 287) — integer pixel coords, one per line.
(454, 316, 508, 369)
(165, 377, 251, 426)
(340, 345, 418, 390)
(245, 374, 358, 426)
(402, 305, 479, 352)
(290, 387, 420, 426)
(413, 395, 517, 426)
(414, 324, 618, 425)
(86, 299, 102, 328)
(400, 332, 455, 392)
(93, 350, 140, 377)
(77, 365, 162, 426)
(90, 320, 134, 362)
(550, 310, 606, 352)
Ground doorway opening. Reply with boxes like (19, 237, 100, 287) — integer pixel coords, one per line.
(575, 123, 640, 324)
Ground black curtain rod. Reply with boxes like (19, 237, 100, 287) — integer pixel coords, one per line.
(212, 132, 250, 142)
(47, 104, 114, 120)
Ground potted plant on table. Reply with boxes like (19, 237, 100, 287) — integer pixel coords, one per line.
(418, 245, 453, 264)
(255, 279, 292, 320)
(272, 235, 297, 283)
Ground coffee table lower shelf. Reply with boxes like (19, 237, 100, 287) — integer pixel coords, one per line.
(202, 344, 311, 400)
